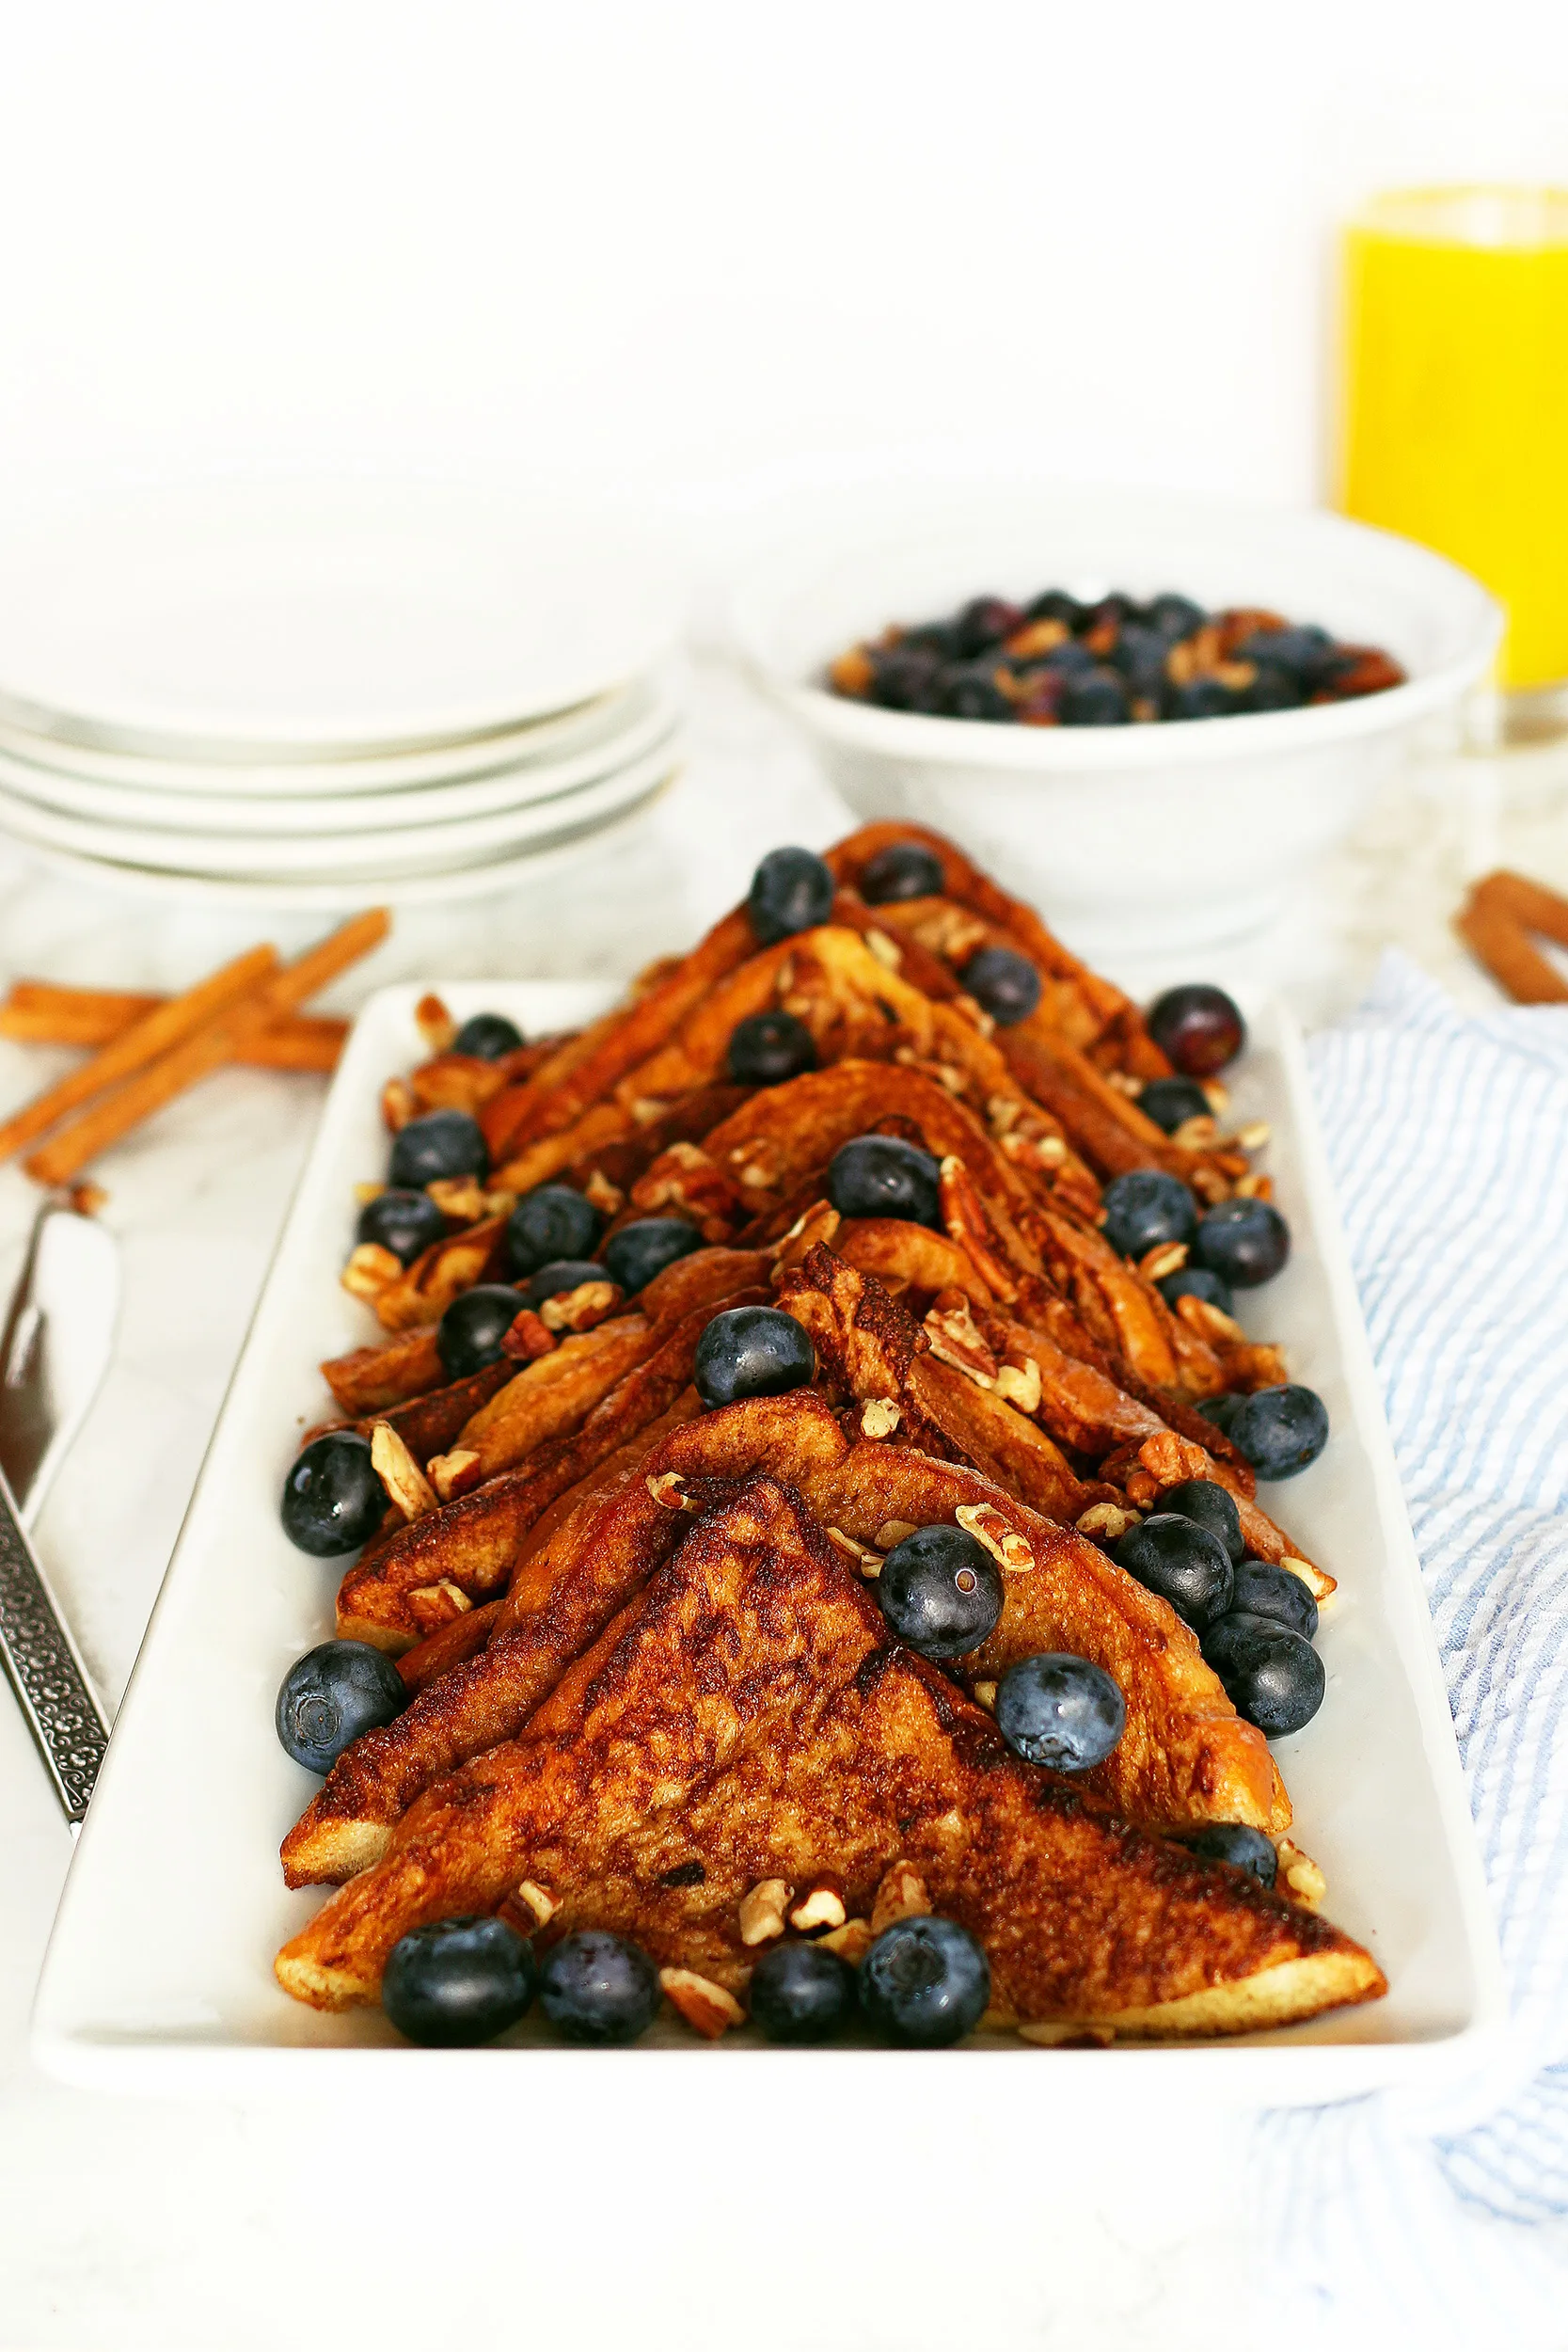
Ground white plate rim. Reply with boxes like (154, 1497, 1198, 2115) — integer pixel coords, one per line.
(0, 704, 682, 841)
(0, 780, 673, 912)
(0, 734, 682, 875)
(0, 676, 657, 799)
(30, 987, 1504, 2101)
(0, 477, 681, 750)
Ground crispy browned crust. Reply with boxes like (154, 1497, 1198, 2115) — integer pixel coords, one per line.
(395, 1600, 503, 1692)
(286, 1393, 849, 1884)
(332, 1279, 761, 1646)
(357, 1360, 515, 1464)
(824, 820, 1169, 1075)
(322, 1326, 444, 1416)
(372, 1213, 512, 1333)
(276, 1478, 1377, 2033)
(285, 1375, 1284, 1886)
(480, 909, 756, 1163)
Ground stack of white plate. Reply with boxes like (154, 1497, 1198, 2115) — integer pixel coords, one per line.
(0, 477, 683, 907)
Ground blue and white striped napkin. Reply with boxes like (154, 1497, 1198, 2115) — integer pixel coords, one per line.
(1256, 952, 1568, 2346)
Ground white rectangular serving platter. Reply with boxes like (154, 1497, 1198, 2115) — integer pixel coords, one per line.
(32, 981, 1504, 2103)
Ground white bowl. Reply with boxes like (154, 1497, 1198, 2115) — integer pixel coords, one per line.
(727, 485, 1501, 954)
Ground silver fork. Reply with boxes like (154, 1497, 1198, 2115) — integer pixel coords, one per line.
(0, 1198, 119, 1824)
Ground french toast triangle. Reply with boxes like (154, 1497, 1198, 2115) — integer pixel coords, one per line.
(275, 1474, 1383, 2039)
(282, 1331, 1288, 1892)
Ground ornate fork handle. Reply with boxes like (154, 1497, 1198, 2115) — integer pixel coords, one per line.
(0, 1469, 109, 1822)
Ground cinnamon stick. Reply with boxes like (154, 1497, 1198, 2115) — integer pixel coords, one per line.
(23, 910, 388, 1184)
(0, 943, 278, 1164)
(0, 980, 347, 1071)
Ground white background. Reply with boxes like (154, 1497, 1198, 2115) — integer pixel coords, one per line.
(0, 0, 1563, 522)
(1, 8, 1566, 2350)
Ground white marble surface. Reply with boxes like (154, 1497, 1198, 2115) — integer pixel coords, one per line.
(2, 661, 1566, 2352)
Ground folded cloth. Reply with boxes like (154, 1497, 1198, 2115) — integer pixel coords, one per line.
(1256, 953, 1568, 2346)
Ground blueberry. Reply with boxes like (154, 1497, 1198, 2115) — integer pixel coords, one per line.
(1194, 1199, 1290, 1288)
(601, 1217, 703, 1295)
(860, 1915, 991, 2047)
(959, 945, 1041, 1027)
(748, 847, 835, 946)
(1147, 984, 1245, 1076)
(1180, 1823, 1277, 1886)
(1114, 1513, 1234, 1630)
(901, 620, 961, 660)
(1235, 625, 1339, 686)
(506, 1184, 604, 1279)
(1025, 588, 1090, 632)
(437, 1282, 528, 1376)
(693, 1304, 815, 1408)
(1040, 637, 1099, 678)
(356, 1187, 448, 1267)
(280, 1430, 387, 1555)
(942, 663, 1015, 722)
(382, 1915, 536, 2047)
(1137, 1076, 1212, 1135)
(826, 1134, 942, 1228)
(1147, 593, 1207, 642)
(1100, 1169, 1198, 1259)
(388, 1108, 488, 1189)
(537, 1930, 661, 2045)
(1201, 1613, 1325, 1737)
(1168, 677, 1237, 722)
(1224, 1385, 1329, 1481)
(1162, 1477, 1244, 1565)
(1230, 1559, 1319, 1640)
(948, 596, 1022, 658)
(276, 1638, 407, 1772)
(860, 841, 945, 903)
(1158, 1265, 1234, 1316)
(1197, 1391, 1244, 1436)
(1245, 665, 1304, 713)
(749, 1942, 859, 2044)
(451, 1011, 523, 1060)
(726, 1009, 818, 1087)
(868, 644, 946, 713)
(1059, 667, 1132, 725)
(995, 1652, 1126, 1771)
(519, 1257, 607, 1310)
(876, 1523, 1004, 1660)
(1110, 624, 1170, 697)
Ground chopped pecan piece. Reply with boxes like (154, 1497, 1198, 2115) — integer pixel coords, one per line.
(955, 1501, 1034, 1572)
(539, 1278, 624, 1333)
(817, 1918, 873, 1963)
(659, 1967, 745, 2039)
(923, 1293, 999, 1388)
(427, 1447, 483, 1502)
(737, 1880, 791, 1947)
(415, 993, 456, 1055)
(501, 1308, 556, 1361)
(381, 1076, 418, 1133)
(788, 1880, 847, 1934)
(870, 1863, 931, 1934)
(370, 1422, 437, 1521)
(341, 1242, 402, 1304)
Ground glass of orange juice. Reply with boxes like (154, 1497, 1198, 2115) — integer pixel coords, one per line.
(1340, 186, 1568, 737)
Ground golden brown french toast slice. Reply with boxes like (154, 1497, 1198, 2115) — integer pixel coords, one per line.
(275, 1476, 1378, 2037)
(284, 1373, 1284, 1886)
(824, 820, 1167, 1075)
